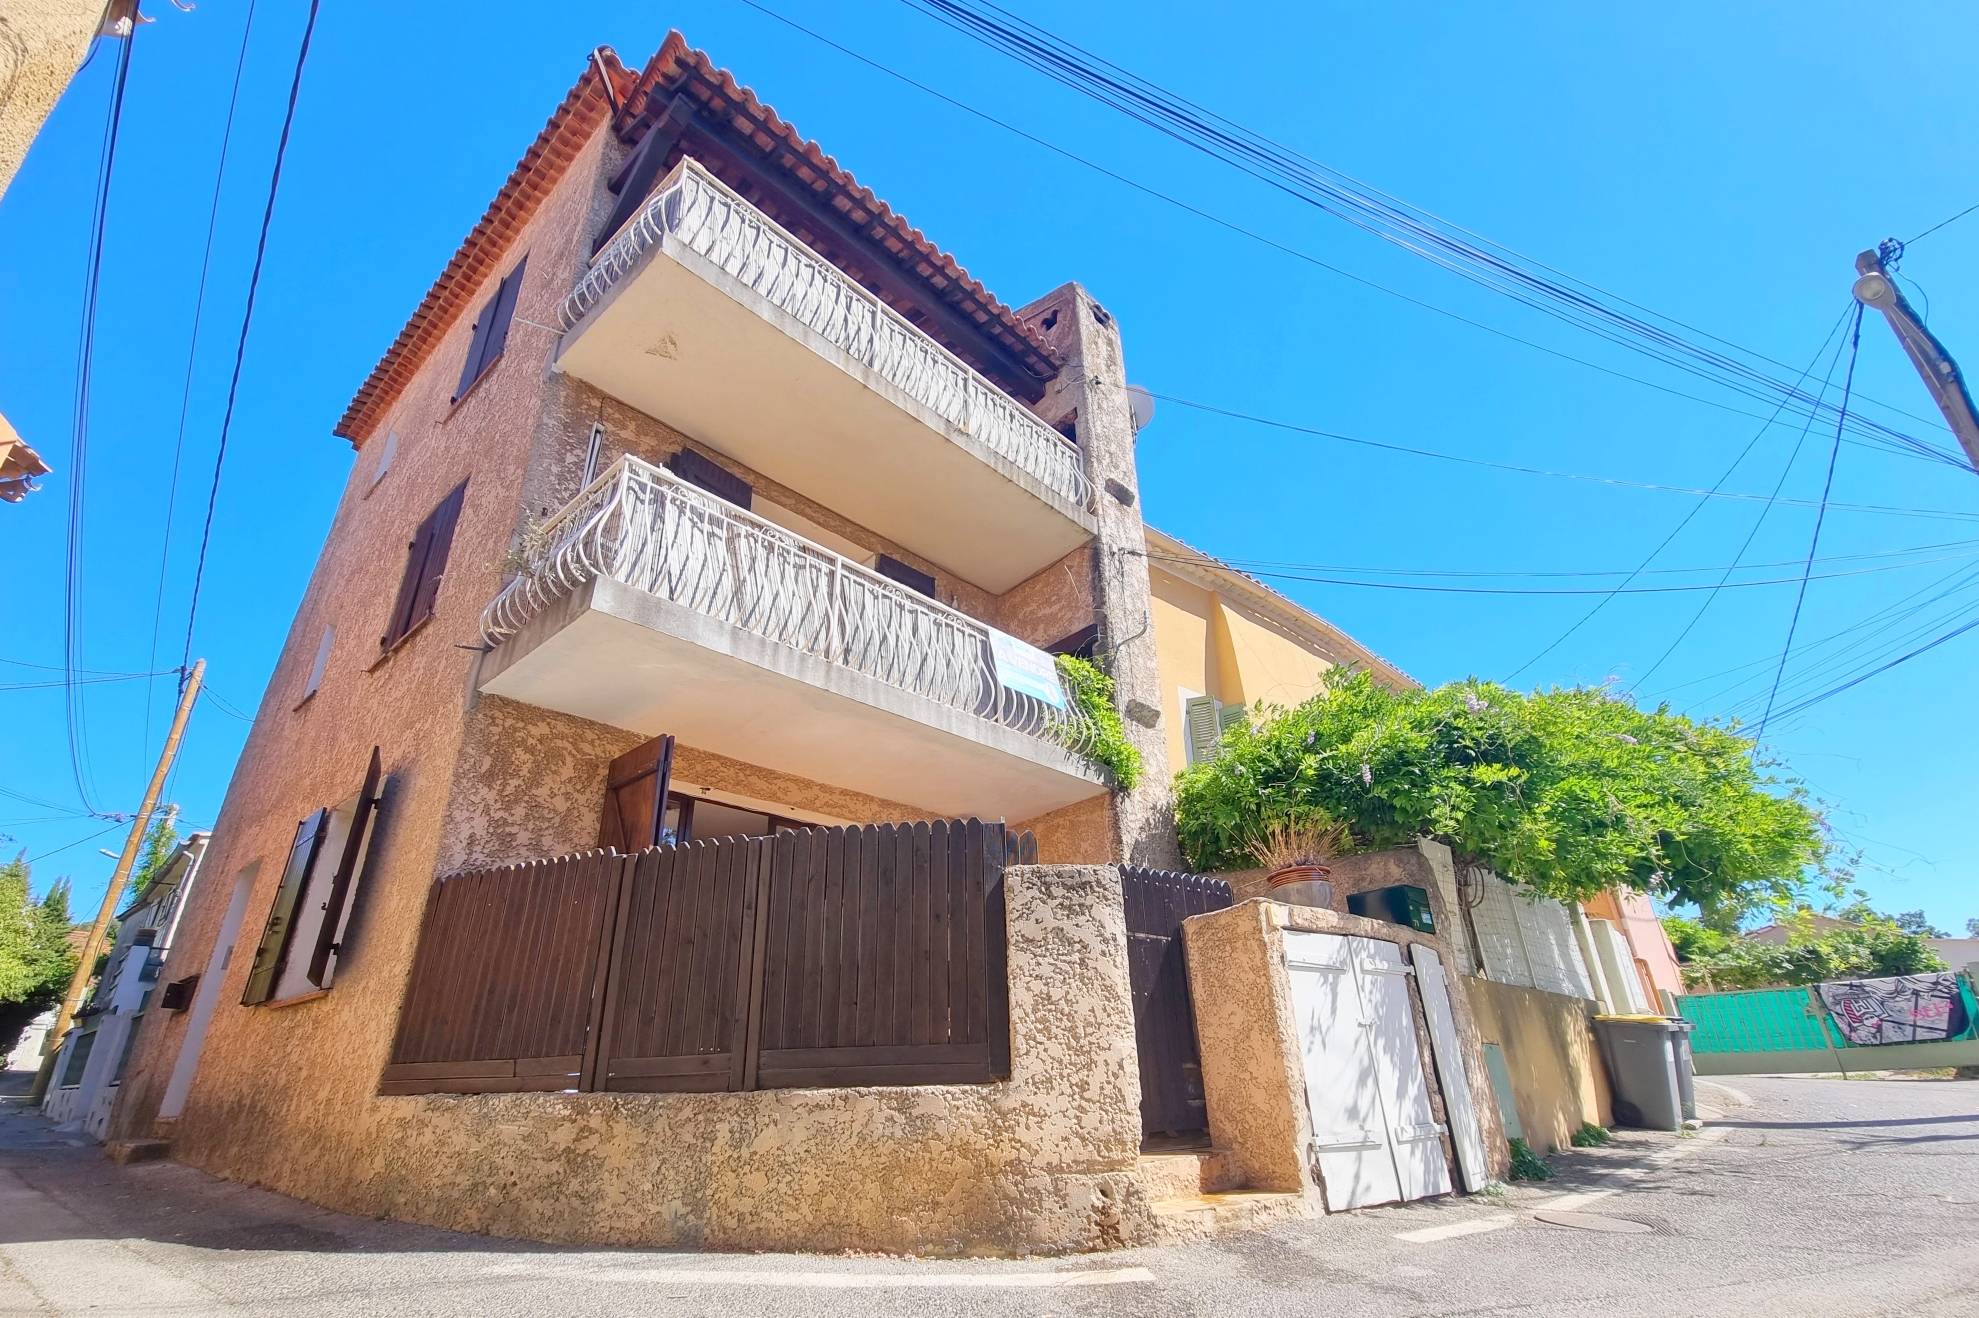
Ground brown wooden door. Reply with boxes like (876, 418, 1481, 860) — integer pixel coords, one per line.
(1121, 866, 1232, 1140)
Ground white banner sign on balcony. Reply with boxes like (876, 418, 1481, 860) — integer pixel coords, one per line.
(988, 628, 1067, 711)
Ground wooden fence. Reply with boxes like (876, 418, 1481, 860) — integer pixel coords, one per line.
(382, 820, 1026, 1096)
(1120, 865, 1232, 1139)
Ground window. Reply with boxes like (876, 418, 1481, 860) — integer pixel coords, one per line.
(667, 448, 751, 509)
(598, 733, 817, 849)
(59, 1028, 95, 1088)
(366, 430, 398, 495)
(1046, 624, 1100, 661)
(381, 481, 467, 651)
(241, 749, 385, 1006)
(874, 554, 936, 599)
(580, 422, 605, 489)
(1183, 693, 1247, 765)
(455, 256, 527, 401)
(301, 625, 333, 703)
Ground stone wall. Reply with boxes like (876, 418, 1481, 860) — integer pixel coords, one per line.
(165, 865, 1151, 1256)
(1182, 899, 1509, 1206)
(1464, 976, 1612, 1154)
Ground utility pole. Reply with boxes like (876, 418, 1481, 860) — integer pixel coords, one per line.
(1852, 243, 1979, 472)
(29, 659, 205, 1102)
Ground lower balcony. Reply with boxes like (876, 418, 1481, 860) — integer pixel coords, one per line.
(477, 457, 1110, 821)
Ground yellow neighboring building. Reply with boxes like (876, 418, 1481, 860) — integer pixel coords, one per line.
(1144, 526, 1413, 774)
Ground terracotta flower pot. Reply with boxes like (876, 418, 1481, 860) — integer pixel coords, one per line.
(1265, 863, 1334, 910)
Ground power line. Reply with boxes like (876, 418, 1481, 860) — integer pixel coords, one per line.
(145, 0, 259, 755)
(891, 0, 1964, 468)
(730, 0, 1961, 470)
(179, 0, 322, 682)
(1504, 308, 1851, 682)
(1193, 537, 1979, 582)
(61, 17, 137, 816)
(1907, 200, 1979, 246)
(25, 820, 127, 866)
(1762, 614, 1979, 727)
(1755, 307, 1864, 741)
(1135, 547, 1952, 595)
(1122, 386, 1979, 521)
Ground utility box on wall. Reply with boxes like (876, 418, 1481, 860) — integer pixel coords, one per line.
(1348, 884, 1436, 934)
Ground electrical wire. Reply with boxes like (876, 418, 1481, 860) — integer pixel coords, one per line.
(179, 0, 322, 682)
(144, 0, 258, 755)
(891, 0, 1964, 468)
(25, 820, 127, 865)
(1504, 308, 1851, 682)
(1116, 385, 1979, 522)
(1190, 538, 1979, 582)
(1761, 614, 1979, 727)
(1755, 307, 1864, 741)
(729, 0, 1960, 470)
(1907, 200, 1979, 246)
(61, 13, 137, 816)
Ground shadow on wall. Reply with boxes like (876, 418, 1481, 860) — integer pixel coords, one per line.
(1464, 976, 1612, 1154)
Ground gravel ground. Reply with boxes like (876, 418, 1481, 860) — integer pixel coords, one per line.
(2, 1073, 1974, 1316)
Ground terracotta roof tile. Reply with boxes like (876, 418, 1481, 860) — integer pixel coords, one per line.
(337, 33, 1060, 446)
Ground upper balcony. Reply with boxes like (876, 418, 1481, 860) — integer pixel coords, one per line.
(477, 456, 1110, 821)
(553, 158, 1095, 594)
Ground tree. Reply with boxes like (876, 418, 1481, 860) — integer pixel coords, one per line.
(1968, 917, 1979, 938)
(0, 855, 79, 1054)
(1174, 672, 1829, 911)
(1661, 915, 1733, 963)
(1891, 910, 1949, 938)
(1676, 912, 1945, 990)
(130, 809, 179, 898)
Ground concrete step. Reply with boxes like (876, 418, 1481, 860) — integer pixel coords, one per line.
(104, 1138, 170, 1165)
(1148, 1190, 1314, 1243)
(1136, 1148, 1242, 1198)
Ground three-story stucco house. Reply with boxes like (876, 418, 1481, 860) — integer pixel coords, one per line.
(105, 32, 1198, 1251)
(107, 32, 1503, 1256)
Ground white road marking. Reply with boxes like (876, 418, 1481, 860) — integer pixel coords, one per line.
(479, 1262, 1157, 1289)
(1393, 1214, 1516, 1242)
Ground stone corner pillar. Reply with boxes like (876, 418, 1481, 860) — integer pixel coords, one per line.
(1017, 283, 1178, 869)
(1179, 900, 1317, 1195)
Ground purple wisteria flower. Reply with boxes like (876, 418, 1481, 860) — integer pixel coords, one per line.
(1464, 692, 1489, 714)
(1361, 763, 1373, 787)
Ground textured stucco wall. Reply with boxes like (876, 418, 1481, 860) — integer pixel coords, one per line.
(151, 865, 1152, 1257)
(0, 1, 105, 200)
(108, 115, 627, 1144)
(1184, 898, 1509, 1205)
(1463, 975, 1613, 1154)
(440, 695, 942, 874)
(1020, 285, 1177, 868)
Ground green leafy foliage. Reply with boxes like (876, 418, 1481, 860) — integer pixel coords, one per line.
(1055, 654, 1141, 790)
(1174, 671, 1827, 910)
(1570, 1122, 1613, 1148)
(1507, 1138, 1552, 1181)
(1676, 907, 1946, 989)
(1891, 910, 1948, 938)
(0, 855, 78, 1052)
(130, 810, 179, 899)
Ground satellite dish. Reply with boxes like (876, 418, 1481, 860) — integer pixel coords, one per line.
(1126, 384, 1156, 433)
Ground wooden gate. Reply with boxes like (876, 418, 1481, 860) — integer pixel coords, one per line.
(1120, 865, 1231, 1140)
(384, 821, 1023, 1096)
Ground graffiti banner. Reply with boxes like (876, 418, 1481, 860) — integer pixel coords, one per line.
(1815, 973, 1969, 1047)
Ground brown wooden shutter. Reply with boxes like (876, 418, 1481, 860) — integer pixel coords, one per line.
(874, 554, 936, 598)
(482, 256, 527, 365)
(382, 481, 468, 649)
(305, 747, 385, 988)
(666, 449, 751, 509)
(453, 302, 495, 401)
(241, 810, 329, 1005)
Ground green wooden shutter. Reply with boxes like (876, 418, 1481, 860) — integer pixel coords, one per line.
(241, 811, 329, 1006)
(1218, 701, 1248, 735)
(1184, 695, 1222, 764)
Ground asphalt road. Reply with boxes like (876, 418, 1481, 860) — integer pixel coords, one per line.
(2, 1073, 1975, 1316)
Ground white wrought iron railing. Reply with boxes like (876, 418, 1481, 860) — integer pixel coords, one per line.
(480, 456, 1107, 769)
(561, 157, 1091, 515)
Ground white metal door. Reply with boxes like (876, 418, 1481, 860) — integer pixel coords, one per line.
(1285, 932, 1403, 1210)
(1356, 938, 1453, 1201)
(1410, 943, 1489, 1192)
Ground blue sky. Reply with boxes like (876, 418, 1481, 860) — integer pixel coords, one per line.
(4, 2, 1976, 932)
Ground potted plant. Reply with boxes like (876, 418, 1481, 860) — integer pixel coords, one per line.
(1248, 816, 1349, 908)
